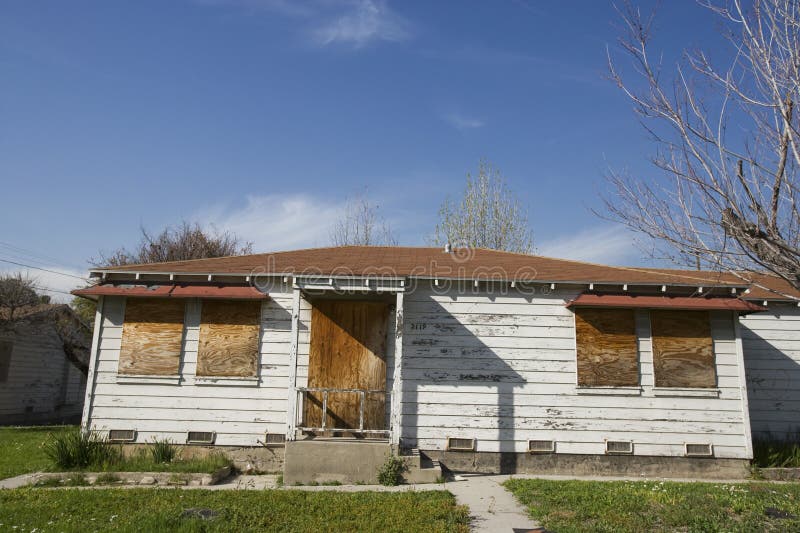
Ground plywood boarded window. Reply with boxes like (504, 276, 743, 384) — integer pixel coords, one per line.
(651, 310, 716, 388)
(0, 339, 13, 382)
(197, 300, 261, 377)
(120, 299, 185, 375)
(575, 308, 639, 387)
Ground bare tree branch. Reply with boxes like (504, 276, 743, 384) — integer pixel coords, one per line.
(0, 273, 39, 322)
(330, 193, 397, 246)
(429, 160, 534, 253)
(95, 221, 253, 267)
(604, 0, 800, 296)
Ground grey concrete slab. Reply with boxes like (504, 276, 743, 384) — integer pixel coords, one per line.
(444, 474, 540, 532)
(0, 473, 42, 489)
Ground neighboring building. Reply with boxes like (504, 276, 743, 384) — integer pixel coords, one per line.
(0, 304, 91, 425)
(738, 275, 800, 440)
(72, 246, 800, 480)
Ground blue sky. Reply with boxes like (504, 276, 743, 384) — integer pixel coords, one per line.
(0, 0, 724, 300)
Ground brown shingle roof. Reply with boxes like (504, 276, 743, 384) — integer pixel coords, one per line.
(743, 273, 800, 301)
(95, 245, 748, 285)
(92, 246, 800, 301)
(634, 268, 800, 301)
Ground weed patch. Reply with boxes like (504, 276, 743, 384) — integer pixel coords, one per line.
(38, 429, 231, 474)
(377, 455, 406, 486)
(753, 434, 800, 468)
(44, 430, 120, 470)
(149, 439, 178, 464)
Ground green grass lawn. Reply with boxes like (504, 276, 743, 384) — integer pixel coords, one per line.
(0, 488, 470, 532)
(505, 478, 800, 532)
(98, 451, 231, 474)
(0, 426, 75, 480)
(0, 426, 231, 477)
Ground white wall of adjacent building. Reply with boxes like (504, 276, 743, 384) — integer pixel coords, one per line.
(740, 304, 800, 439)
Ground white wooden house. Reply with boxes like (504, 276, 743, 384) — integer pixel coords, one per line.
(73, 246, 800, 480)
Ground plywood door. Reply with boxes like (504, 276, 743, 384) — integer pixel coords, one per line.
(305, 300, 389, 433)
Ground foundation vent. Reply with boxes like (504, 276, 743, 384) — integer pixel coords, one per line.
(264, 433, 286, 446)
(528, 440, 555, 454)
(605, 440, 633, 455)
(108, 430, 136, 443)
(685, 443, 713, 457)
(186, 431, 216, 445)
(447, 437, 476, 452)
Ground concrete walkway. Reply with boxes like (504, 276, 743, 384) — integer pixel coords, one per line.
(0, 473, 42, 489)
(445, 474, 540, 532)
(211, 474, 447, 492)
(0, 473, 446, 492)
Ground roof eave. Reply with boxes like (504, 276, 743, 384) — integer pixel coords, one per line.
(89, 270, 750, 291)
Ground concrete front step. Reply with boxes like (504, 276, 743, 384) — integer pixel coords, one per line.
(402, 448, 443, 484)
(284, 440, 392, 485)
(284, 441, 443, 485)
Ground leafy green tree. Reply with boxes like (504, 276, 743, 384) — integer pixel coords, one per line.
(70, 296, 96, 327)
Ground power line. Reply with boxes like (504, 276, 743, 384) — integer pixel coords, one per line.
(0, 250, 80, 272)
(32, 284, 75, 296)
(0, 258, 89, 281)
(0, 241, 86, 271)
(0, 241, 69, 265)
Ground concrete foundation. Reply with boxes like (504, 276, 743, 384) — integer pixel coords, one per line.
(284, 440, 392, 485)
(424, 450, 751, 479)
(118, 443, 750, 480)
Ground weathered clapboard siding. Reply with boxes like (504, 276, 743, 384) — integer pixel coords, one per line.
(0, 320, 85, 424)
(86, 279, 294, 446)
(400, 282, 751, 458)
(741, 304, 800, 438)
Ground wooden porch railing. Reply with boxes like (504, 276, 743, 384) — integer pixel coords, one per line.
(295, 387, 390, 436)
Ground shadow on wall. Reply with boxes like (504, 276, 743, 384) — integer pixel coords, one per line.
(741, 308, 800, 440)
(401, 290, 525, 474)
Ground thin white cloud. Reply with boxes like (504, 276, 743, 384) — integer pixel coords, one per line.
(195, 193, 347, 252)
(192, 0, 315, 17)
(442, 112, 485, 130)
(312, 0, 410, 47)
(196, 0, 411, 48)
(537, 225, 641, 265)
